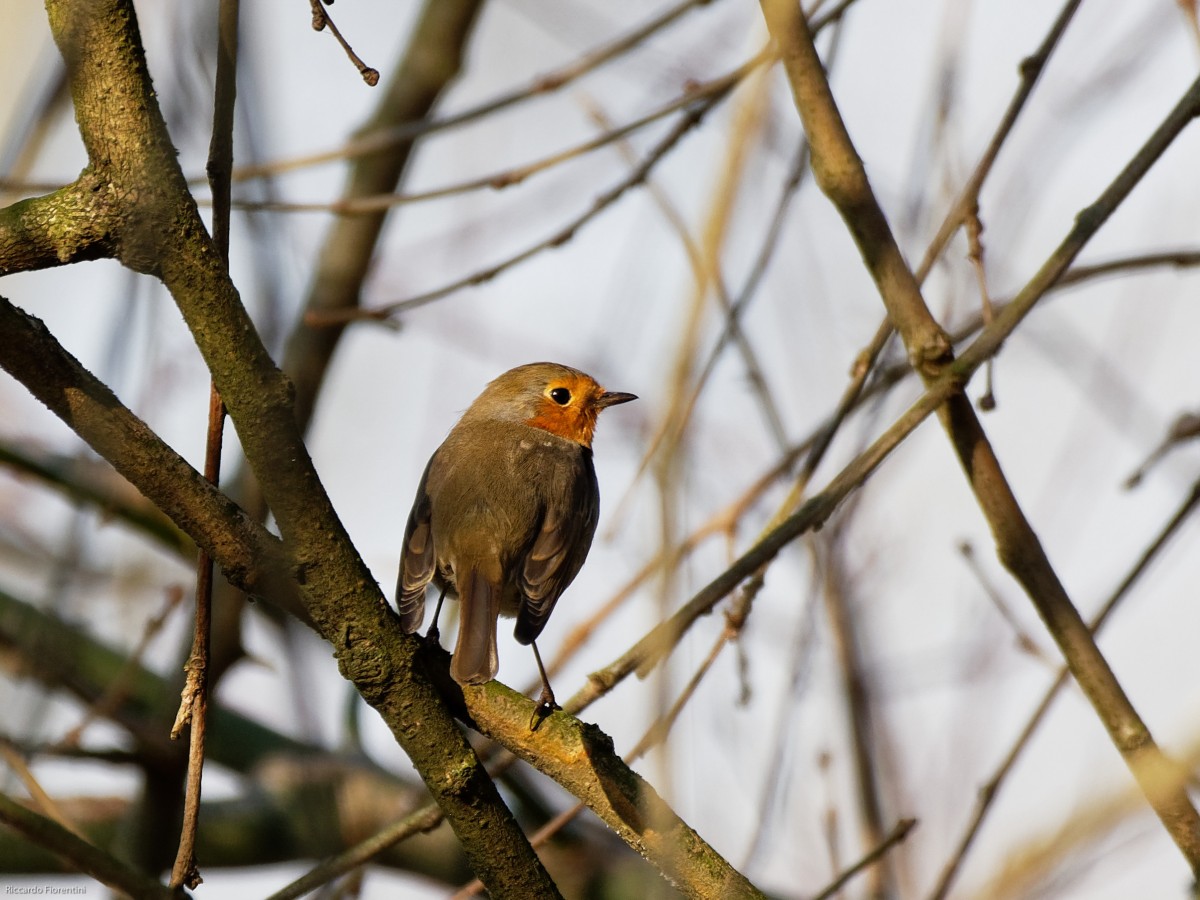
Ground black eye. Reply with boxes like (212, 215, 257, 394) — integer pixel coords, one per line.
(549, 387, 571, 405)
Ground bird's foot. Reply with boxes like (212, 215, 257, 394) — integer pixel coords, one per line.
(529, 687, 560, 732)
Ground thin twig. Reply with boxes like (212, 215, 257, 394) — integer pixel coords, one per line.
(231, 0, 715, 182)
(308, 68, 751, 323)
(929, 478, 1200, 899)
(168, 384, 222, 890)
(237, 51, 765, 216)
(964, 203, 997, 409)
(169, 2, 238, 887)
(913, 0, 1085, 284)
(308, 0, 379, 86)
(0, 739, 86, 839)
(811, 818, 918, 900)
(62, 586, 186, 747)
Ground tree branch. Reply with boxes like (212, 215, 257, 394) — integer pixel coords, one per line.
(0, 791, 183, 899)
(29, 1, 563, 893)
(759, 0, 1200, 872)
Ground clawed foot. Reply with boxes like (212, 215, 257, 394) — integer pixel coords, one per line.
(529, 688, 559, 732)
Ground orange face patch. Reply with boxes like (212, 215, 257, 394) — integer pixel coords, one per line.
(524, 374, 603, 447)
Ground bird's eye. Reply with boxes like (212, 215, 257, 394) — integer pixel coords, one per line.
(549, 387, 571, 405)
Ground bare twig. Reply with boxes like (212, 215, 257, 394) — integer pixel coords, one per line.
(308, 0, 379, 85)
(231, 0, 715, 182)
(811, 818, 918, 900)
(237, 52, 765, 216)
(62, 586, 186, 747)
(168, 3, 239, 885)
(311, 73, 745, 323)
(913, 0, 1085, 284)
(964, 204, 997, 410)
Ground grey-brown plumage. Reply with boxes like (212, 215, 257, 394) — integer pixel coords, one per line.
(396, 362, 635, 689)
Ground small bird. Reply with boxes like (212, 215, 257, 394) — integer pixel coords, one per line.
(396, 362, 636, 719)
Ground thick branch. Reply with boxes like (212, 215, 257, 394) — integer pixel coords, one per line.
(464, 682, 765, 900)
(0, 174, 118, 274)
(0, 294, 302, 618)
(36, 2, 559, 894)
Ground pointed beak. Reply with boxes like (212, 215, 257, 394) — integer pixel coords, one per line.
(596, 390, 637, 409)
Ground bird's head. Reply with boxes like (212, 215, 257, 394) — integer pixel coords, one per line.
(468, 362, 636, 447)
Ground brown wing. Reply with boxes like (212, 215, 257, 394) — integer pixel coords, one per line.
(395, 457, 436, 633)
(513, 449, 599, 645)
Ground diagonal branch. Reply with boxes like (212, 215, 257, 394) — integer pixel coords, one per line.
(462, 680, 765, 900)
(759, 0, 1200, 872)
(0, 791, 183, 899)
(0, 294, 303, 619)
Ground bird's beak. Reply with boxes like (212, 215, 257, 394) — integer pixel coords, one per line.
(596, 390, 637, 409)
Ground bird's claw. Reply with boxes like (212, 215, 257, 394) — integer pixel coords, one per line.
(529, 692, 560, 732)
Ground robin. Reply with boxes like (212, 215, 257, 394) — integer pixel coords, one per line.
(396, 361, 636, 721)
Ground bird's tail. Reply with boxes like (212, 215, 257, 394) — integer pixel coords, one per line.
(451, 569, 500, 685)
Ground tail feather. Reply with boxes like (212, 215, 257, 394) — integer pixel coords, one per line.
(451, 569, 500, 684)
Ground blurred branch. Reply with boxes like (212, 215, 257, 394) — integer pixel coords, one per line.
(0, 296, 308, 621)
(819, 531, 895, 897)
(314, 57, 759, 323)
(1125, 410, 1200, 488)
(0, 791, 183, 898)
(812, 818, 918, 900)
(1178, 0, 1200, 51)
(0, 739, 85, 839)
(0, 442, 193, 558)
(0, 586, 330, 772)
(971, 732, 1200, 900)
(241, 50, 767, 216)
(761, 0, 1200, 873)
(230, 0, 716, 182)
(266, 802, 448, 900)
(0, 761, 460, 880)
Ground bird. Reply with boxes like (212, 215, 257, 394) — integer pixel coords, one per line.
(396, 362, 636, 721)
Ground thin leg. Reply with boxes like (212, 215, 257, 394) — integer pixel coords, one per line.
(425, 587, 447, 647)
(529, 640, 559, 731)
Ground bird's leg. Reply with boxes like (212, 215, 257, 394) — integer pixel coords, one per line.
(529, 640, 559, 730)
(425, 587, 447, 648)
